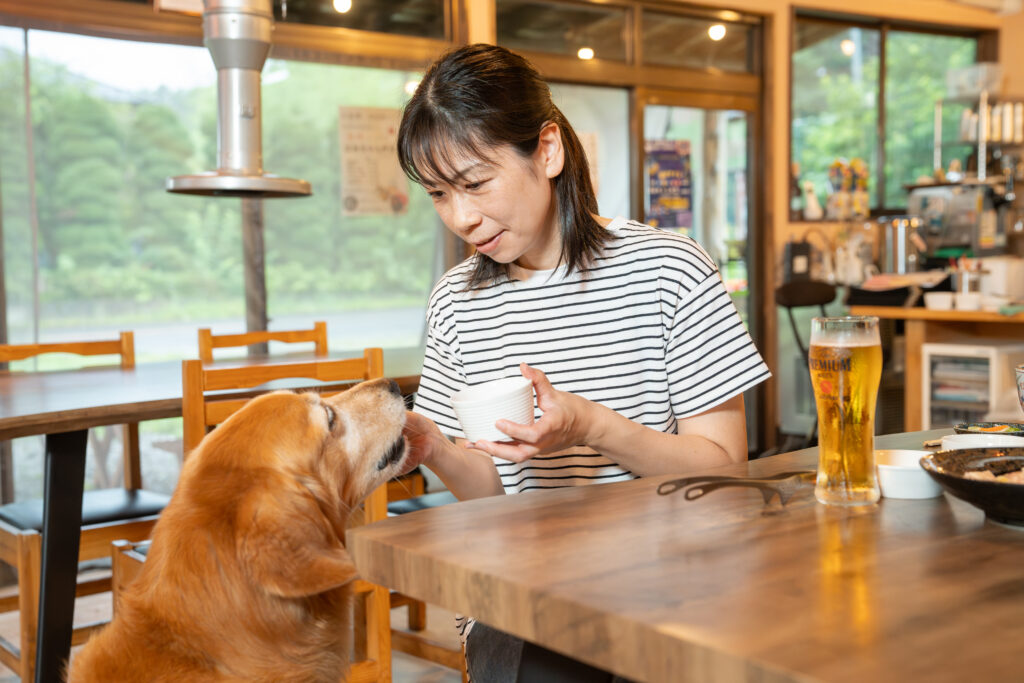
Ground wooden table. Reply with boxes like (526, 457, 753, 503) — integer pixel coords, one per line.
(348, 429, 1024, 683)
(0, 348, 421, 683)
(849, 305, 1024, 431)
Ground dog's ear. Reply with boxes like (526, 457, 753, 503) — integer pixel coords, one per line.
(237, 487, 358, 598)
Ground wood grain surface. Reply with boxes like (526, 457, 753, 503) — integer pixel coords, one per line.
(0, 348, 422, 440)
(348, 429, 1024, 683)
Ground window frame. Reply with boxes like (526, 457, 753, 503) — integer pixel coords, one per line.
(788, 10, 995, 217)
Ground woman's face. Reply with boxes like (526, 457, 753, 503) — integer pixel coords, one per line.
(422, 123, 565, 271)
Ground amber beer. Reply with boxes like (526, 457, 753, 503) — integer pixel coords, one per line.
(809, 316, 882, 505)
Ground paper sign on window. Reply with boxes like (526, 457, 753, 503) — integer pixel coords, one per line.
(339, 107, 409, 216)
(645, 139, 692, 230)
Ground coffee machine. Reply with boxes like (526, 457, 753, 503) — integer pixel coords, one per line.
(907, 183, 1010, 260)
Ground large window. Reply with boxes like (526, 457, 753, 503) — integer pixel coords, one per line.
(791, 17, 978, 213)
(0, 27, 441, 499)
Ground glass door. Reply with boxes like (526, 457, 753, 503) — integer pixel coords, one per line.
(636, 89, 764, 450)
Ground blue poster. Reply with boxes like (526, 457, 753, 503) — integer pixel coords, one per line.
(645, 139, 692, 230)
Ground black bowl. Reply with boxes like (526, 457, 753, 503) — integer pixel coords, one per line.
(952, 422, 1024, 435)
(920, 447, 1024, 526)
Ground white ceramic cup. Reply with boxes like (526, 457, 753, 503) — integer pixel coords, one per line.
(875, 449, 942, 499)
(451, 377, 535, 443)
(940, 433, 1024, 451)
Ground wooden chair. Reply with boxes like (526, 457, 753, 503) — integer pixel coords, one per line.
(0, 333, 169, 681)
(181, 350, 392, 682)
(197, 320, 328, 363)
(775, 280, 837, 450)
(198, 323, 429, 526)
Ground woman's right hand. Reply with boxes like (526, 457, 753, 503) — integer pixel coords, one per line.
(401, 411, 507, 499)
(401, 411, 447, 475)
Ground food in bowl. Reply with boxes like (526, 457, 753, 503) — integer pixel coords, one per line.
(953, 422, 1024, 435)
(920, 448, 1024, 526)
(964, 469, 1024, 483)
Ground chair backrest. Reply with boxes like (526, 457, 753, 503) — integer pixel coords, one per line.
(181, 347, 383, 453)
(197, 321, 328, 363)
(775, 281, 837, 362)
(0, 332, 135, 369)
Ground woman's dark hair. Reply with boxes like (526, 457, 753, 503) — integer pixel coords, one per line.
(397, 44, 609, 286)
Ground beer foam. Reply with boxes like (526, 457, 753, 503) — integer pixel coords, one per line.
(810, 329, 879, 346)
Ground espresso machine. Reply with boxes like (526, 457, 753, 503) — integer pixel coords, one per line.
(906, 182, 1011, 261)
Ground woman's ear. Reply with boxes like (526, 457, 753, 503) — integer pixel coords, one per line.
(537, 121, 565, 180)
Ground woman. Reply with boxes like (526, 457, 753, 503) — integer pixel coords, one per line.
(398, 43, 770, 680)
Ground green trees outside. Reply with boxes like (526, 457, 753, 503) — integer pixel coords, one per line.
(792, 22, 975, 212)
(0, 32, 438, 342)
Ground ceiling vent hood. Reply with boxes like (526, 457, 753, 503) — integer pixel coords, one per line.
(167, 0, 311, 198)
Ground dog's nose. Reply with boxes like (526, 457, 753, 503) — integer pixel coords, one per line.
(386, 379, 401, 397)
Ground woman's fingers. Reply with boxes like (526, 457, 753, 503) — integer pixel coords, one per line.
(472, 439, 537, 462)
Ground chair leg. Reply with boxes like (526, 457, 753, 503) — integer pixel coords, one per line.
(17, 531, 42, 683)
(368, 584, 392, 683)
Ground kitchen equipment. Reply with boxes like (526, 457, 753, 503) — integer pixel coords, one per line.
(907, 183, 1009, 258)
(878, 215, 926, 274)
(167, 0, 311, 198)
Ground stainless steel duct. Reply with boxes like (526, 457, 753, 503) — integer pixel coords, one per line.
(167, 0, 311, 198)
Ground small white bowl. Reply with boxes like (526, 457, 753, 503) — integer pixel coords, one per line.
(955, 292, 982, 311)
(923, 292, 953, 310)
(875, 449, 943, 499)
(940, 433, 1024, 451)
(451, 377, 534, 442)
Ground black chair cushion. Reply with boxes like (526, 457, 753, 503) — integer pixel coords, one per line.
(387, 490, 457, 516)
(0, 488, 170, 532)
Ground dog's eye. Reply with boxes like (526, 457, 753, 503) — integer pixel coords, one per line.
(324, 404, 336, 430)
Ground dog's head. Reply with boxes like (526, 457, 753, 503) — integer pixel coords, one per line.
(187, 378, 408, 598)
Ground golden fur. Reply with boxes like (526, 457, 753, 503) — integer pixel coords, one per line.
(68, 379, 408, 682)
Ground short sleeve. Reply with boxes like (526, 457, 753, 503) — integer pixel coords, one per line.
(663, 267, 771, 418)
(412, 284, 468, 439)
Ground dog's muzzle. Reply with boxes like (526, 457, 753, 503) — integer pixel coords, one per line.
(377, 436, 406, 471)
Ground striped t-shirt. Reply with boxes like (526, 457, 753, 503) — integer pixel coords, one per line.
(413, 216, 771, 494)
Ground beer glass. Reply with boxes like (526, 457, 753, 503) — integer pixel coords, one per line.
(809, 316, 882, 506)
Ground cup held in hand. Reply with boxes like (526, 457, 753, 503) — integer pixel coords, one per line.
(451, 377, 535, 442)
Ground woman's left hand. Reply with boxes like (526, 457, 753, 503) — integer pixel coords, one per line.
(469, 363, 594, 462)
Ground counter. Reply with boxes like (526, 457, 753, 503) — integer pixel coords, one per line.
(848, 305, 1024, 430)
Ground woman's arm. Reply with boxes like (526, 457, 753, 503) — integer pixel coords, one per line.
(469, 363, 747, 475)
(403, 411, 506, 499)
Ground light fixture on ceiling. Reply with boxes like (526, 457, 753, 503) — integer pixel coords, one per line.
(167, 0, 311, 198)
(577, 46, 595, 60)
(840, 38, 856, 56)
(708, 24, 726, 41)
(404, 80, 420, 95)
(333, 0, 352, 13)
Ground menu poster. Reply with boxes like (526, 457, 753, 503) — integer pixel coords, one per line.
(645, 139, 692, 230)
(338, 107, 409, 216)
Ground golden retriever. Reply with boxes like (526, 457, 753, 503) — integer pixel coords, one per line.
(68, 378, 408, 682)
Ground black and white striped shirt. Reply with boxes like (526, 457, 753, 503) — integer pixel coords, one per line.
(413, 217, 770, 495)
